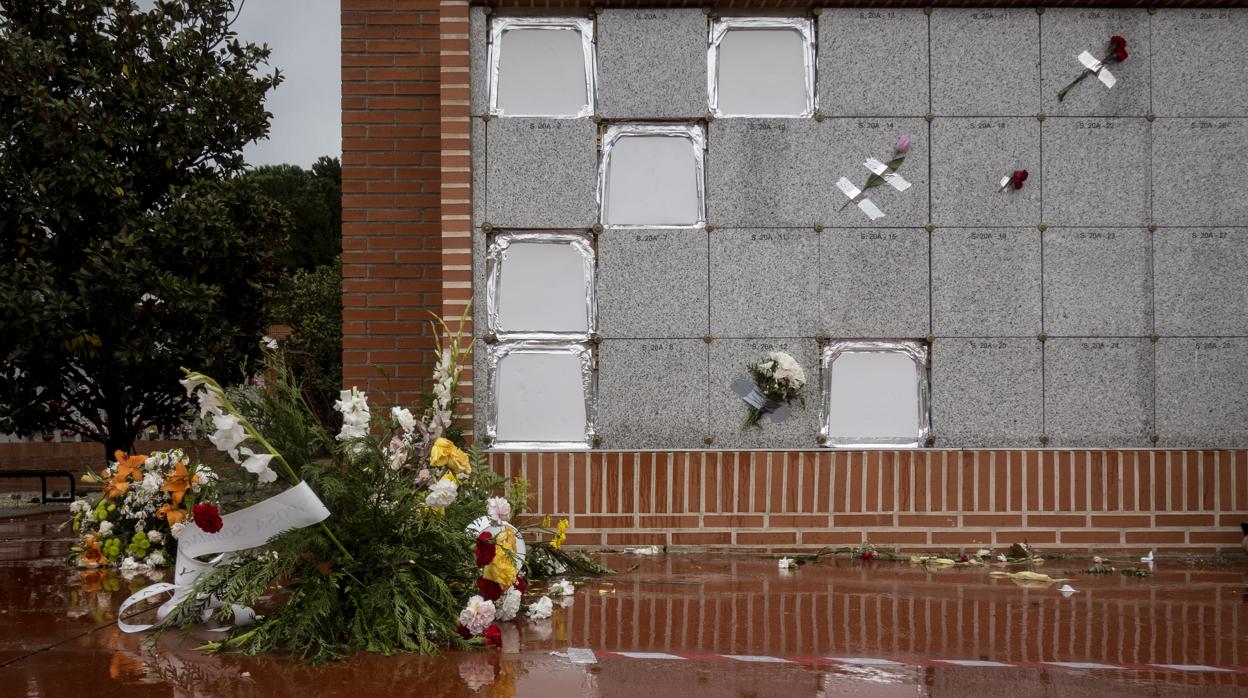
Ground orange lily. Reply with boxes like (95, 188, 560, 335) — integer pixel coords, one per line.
(81, 537, 105, 566)
(161, 459, 192, 506)
(156, 504, 186, 525)
(103, 450, 146, 500)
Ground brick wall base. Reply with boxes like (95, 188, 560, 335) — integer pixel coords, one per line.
(492, 450, 1248, 554)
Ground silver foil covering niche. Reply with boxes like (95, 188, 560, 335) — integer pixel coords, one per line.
(488, 17, 596, 118)
(484, 342, 596, 451)
(708, 17, 816, 119)
(597, 123, 707, 229)
(820, 340, 931, 449)
(485, 231, 596, 342)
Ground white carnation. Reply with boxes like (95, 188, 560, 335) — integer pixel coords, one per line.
(549, 579, 575, 597)
(487, 497, 512, 523)
(146, 530, 163, 544)
(495, 588, 522, 622)
(526, 596, 553, 620)
(140, 471, 163, 494)
(458, 595, 496, 636)
(424, 475, 458, 508)
(170, 521, 187, 540)
(98, 520, 114, 536)
(69, 499, 91, 516)
(145, 550, 167, 567)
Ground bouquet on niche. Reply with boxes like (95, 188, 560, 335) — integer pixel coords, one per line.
(67, 448, 219, 572)
(127, 305, 606, 663)
(1057, 35, 1128, 102)
(740, 352, 807, 428)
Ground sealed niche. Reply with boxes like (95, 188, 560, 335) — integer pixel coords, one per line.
(488, 18, 596, 117)
(709, 18, 816, 118)
(486, 342, 594, 450)
(821, 340, 930, 448)
(486, 232, 595, 340)
(599, 124, 706, 227)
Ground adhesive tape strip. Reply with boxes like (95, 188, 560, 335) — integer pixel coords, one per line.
(1077, 51, 1116, 88)
(836, 177, 862, 200)
(857, 198, 885, 220)
(864, 158, 911, 192)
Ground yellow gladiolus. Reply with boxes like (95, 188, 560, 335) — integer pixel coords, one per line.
(429, 437, 471, 475)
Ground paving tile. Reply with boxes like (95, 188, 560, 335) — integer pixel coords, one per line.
(931, 117, 1041, 227)
(710, 228, 818, 337)
(1043, 228, 1152, 336)
(1041, 117, 1149, 227)
(598, 229, 708, 338)
(819, 228, 929, 338)
(1152, 9, 1248, 116)
(596, 339, 708, 448)
(485, 118, 597, 228)
(931, 228, 1041, 336)
(597, 9, 706, 118)
(1152, 119, 1248, 227)
(931, 8, 1040, 116)
(930, 338, 1043, 447)
(1155, 338, 1248, 447)
(817, 8, 929, 116)
(1154, 228, 1248, 336)
(1044, 338, 1154, 447)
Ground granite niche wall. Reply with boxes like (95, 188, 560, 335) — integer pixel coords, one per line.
(467, 7, 1248, 452)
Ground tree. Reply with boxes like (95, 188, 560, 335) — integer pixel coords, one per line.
(241, 156, 340, 271)
(271, 258, 342, 427)
(0, 0, 289, 459)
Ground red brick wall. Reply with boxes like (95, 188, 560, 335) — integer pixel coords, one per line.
(493, 450, 1248, 553)
(341, 0, 443, 405)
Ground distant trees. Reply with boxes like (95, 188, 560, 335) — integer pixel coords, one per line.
(242, 156, 341, 271)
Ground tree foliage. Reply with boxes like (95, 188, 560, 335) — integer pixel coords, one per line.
(241, 156, 341, 271)
(0, 0, 288, 458)
(271, 258, 342, 427)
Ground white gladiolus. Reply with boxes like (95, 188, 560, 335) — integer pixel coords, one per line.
(526, 596, 553, 620)
(495, 588, 522, 622)
(208, 413, 247, 461)
(391, 406, 417, 433)
(239, 447, 278, 483)
(334, 388, 371, 442)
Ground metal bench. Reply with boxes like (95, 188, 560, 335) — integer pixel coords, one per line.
(0, 469, 77, 504)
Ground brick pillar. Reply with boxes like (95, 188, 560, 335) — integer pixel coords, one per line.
(341, 0, 443, 405)
(439, 0, 475, 430)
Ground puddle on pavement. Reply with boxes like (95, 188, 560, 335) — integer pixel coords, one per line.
(3, 513, 1247, 696)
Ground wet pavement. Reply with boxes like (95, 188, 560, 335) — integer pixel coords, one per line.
(3, 512, 1248, 697)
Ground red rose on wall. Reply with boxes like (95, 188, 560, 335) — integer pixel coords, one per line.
(1012, 170, 1029, 190)
(192, 503, 223, 533)
(1109, 35, 1128, 61)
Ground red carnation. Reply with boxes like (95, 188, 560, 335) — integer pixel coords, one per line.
(474, 531, 495, 567)
(192, 503, 223, 534)
(476, 577, 503, 602)
(514, 576, 527, 593)
(457, 624, 472, 640)
(482, 624, 502, 648)
(1011, 169, 1029, 190)
(1109, 35, 1128, 61)
(861, 551, 877, 560)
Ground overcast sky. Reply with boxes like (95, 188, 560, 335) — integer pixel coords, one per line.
(231, 0, 341, 168)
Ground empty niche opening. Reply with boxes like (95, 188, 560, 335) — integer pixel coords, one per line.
(487, 232, 595, 339)
(600, 124, 706, 227)
(489, 18, 595, 117)
(489, 343, 593, 449)
(709, 18, 815, 118)
(821, 340, 930, 448)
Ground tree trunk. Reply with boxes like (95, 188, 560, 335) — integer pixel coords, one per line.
(103, 426, 137, 462)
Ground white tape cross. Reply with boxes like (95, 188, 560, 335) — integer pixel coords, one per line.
(1077, 51, 1117, 88)
(835, 177, 886, 221)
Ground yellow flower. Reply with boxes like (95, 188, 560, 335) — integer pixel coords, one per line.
(482, 527, 517, 589)
(542, 515, 551, 528)
(551, 518, 569, 550)
(429, 437, 471, 475)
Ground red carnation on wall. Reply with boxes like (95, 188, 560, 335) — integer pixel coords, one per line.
(476, 577, 503, 602)
(482, 624, 502, 648)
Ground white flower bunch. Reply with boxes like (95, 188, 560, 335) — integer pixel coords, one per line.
(334, 387, 371, 443)
(487, 497, 511, 523)
(549, 579, 575, 597)
(759, 351, 806, 390)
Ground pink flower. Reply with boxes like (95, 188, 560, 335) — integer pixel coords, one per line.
(895, 135, 912, 153)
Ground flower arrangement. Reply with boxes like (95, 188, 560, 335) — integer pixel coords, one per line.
(1058, 35, 1128, 102)
(139, 307, 605, 663)
(741, 352, 806, 428)
(67, 448, 219, 570)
